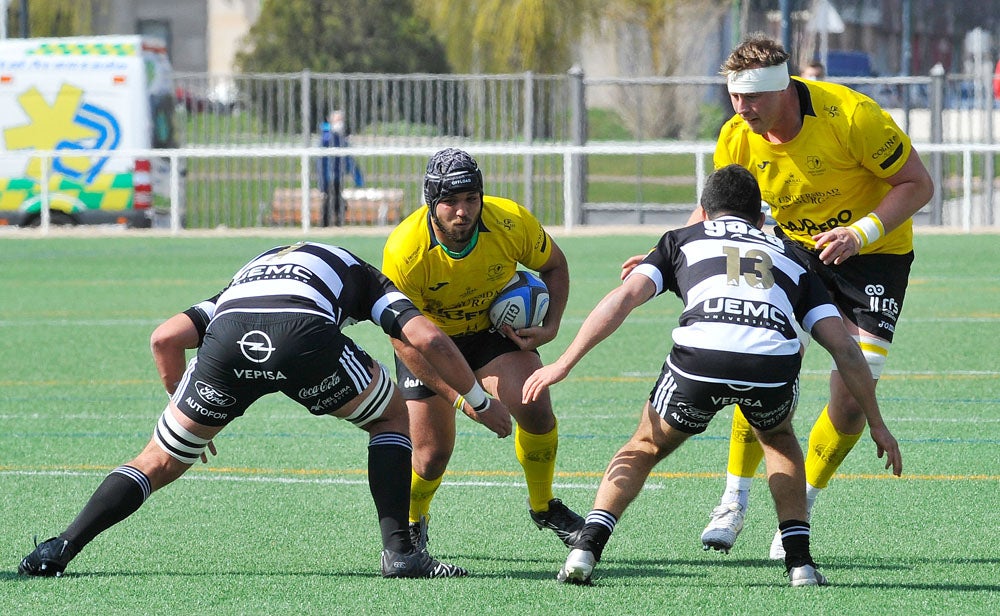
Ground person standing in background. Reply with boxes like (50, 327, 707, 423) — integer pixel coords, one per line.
(800, 61, 825, 80)
(319, 110, 364, 226)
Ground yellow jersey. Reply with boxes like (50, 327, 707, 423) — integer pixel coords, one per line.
(715, 78, 914, 254)
(382, 196, 553, 336)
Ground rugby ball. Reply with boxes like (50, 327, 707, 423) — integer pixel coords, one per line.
(489, 271, 549, 331)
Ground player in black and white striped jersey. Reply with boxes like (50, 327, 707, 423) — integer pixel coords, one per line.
(523, 165, 902, 587)
(19, 242, 511, 579)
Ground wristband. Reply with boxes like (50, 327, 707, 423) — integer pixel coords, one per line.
(463, 382, 490, 413)
(847, 213, 884, 248)
(452, 395, 466, 411)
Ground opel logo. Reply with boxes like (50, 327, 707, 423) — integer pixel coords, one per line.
(238, 330, 276, 363)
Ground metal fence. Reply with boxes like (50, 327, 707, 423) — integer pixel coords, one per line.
(175, 67, 999, 145)
(175, 70, 577, 146)
(168, 67, 999, 228)
(4, 69, 998, 233)
(12, 141, 1000, 235)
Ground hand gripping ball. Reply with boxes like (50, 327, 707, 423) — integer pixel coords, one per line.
(489, 271, 549, 331)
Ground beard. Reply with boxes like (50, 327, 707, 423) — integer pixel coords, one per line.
(431, 211, 478, 245)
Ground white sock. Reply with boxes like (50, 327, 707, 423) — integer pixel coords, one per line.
(721, 473, 752, 508)
(805, 483, 821, 518)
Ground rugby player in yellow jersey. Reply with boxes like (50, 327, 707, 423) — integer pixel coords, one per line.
(381, 148, 584, 563)
(694, 34, 934, 558)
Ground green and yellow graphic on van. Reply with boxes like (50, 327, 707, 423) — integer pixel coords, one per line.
(27, 42, 138, 57)
(0, 172, 135, 213)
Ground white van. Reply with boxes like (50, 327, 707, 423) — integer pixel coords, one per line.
(0, 35, 181, 228)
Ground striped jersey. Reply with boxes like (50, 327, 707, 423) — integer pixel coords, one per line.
(630, 216, 840, 386)
(184, 242, 421, 341)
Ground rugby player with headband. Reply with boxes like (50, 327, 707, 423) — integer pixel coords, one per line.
(726, 62, 791, 93)
(618, 33, 931, 565)
(687, 34, 932, 564)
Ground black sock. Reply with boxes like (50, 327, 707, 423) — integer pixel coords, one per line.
(577, 509, 617, 561)
(778, 519, 813, 569)
(367, 432, 412, 553)
(60, 465, 151, 550)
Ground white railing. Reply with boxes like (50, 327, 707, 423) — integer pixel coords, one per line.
(8, 141, 1000, 234)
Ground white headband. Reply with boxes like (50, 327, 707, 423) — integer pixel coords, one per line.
(727, 62, 790, 93)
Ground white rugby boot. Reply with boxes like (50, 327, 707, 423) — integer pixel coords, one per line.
(557, 548, 596, 585)
(700, 502, 745, 553)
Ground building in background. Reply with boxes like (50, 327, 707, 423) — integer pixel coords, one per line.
(205, 0, 260, 76)
(88, 0, 259, 112)
(90, 0, 259, 75)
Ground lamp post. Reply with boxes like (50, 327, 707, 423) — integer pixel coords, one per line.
(0, 0, 8, 40)
(2, 0, 29, 39)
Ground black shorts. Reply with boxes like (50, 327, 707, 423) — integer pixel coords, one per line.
(394, 329, 535, 400)
(649, 362, 799, 434)
(172, 312, 376, 427)
(781, 234, 913, 342)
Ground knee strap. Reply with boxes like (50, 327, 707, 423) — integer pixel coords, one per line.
(831, 335, 889, 379)
(154, 407, 211, 464)
(856, 334, 890, 379)
(343, 363, 393, 427)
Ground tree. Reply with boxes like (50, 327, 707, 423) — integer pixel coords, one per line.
(235, 0, 448, 75)
(414, 0, 599, 73)
(233, 0, 453, 134)
(594, 0, 731, 139)
(4, 0, 102, 37)
(411, 0, 603, 141)
(415, 0, 732, 138)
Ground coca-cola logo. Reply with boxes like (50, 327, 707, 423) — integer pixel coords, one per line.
(298, 373, 342, 398)
(195, 381, 236, 407)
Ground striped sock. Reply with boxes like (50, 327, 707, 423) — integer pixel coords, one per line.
(367, 432, 413, 552)
(61, 465, 151, 549)
(777, 519, 812, 569)
(579, 510, 618, 561)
